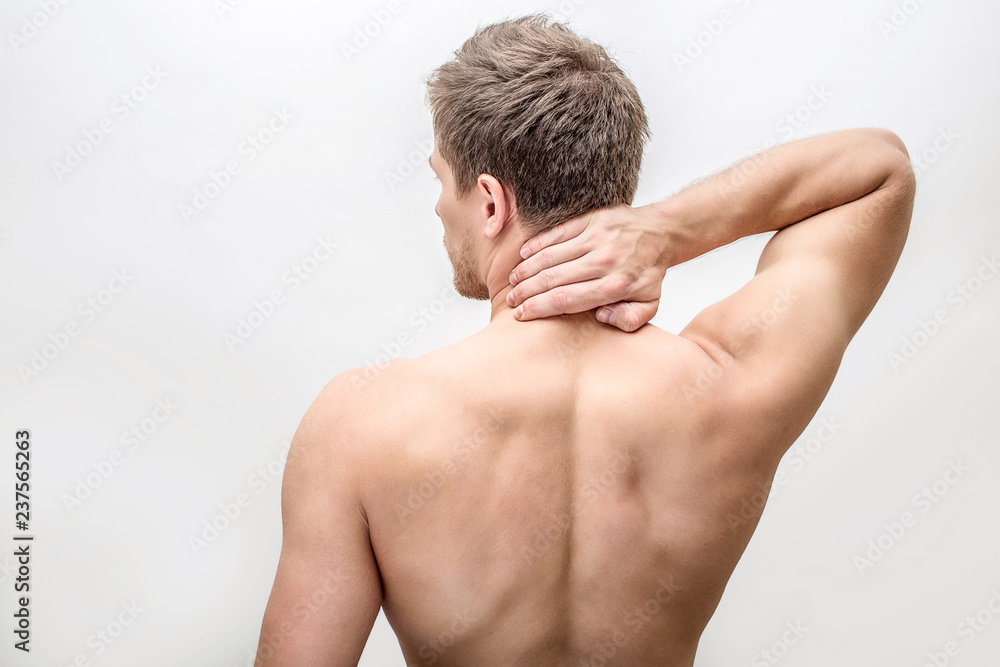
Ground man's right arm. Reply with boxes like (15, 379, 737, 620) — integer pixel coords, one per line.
(657, 128, 914, 347)
(508, 128, 915, 463)
(670, 129, 914, 463)
(509, 129, 914, 330)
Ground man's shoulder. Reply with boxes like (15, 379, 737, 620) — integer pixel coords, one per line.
(335, 345, 461, 396)
(319, 351, 461, 434)
(285, 363, 419, 479)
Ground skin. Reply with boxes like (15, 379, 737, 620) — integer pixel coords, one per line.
(255, 128, 915, 666)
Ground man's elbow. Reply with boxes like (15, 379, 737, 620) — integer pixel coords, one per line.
(889, 150, 917, 208)
(870, 129, 916, 206)
(862, 127, 910, 160)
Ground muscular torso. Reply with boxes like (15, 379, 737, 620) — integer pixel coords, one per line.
(351, 311, 789, 666)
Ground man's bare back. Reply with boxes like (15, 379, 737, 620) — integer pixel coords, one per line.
(254, 15, 915, 665)
(351, 311, 783, 666)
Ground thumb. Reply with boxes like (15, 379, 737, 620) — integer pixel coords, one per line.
(596, 299, 659, 333)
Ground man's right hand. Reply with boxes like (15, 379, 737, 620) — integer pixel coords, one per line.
(507, 129, 914, 338)
(506, 203, 673, 332)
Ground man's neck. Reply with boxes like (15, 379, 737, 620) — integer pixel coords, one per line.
(484, 238, 599, 327)
(486, 245, 522, 322)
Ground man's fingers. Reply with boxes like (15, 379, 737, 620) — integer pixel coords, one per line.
(596, 300, 659, 333)
(518, 215, 589, 260)
(514, 276, 628, 321)
(509, 238, 589, 287)
(508, 256, 609, 307)
(508, 245, 596, 307)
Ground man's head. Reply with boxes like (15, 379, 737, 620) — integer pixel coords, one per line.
(427, 14, 650, 301)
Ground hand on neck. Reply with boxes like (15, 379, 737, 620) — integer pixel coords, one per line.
(483, 229, 601, 326)
(486, 228, 528, 321)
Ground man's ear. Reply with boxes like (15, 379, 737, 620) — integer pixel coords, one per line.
(476, 173, 514, 239)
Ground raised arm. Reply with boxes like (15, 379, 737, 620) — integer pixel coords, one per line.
(661, 127, 914, 339)
(255, 377, 382, 666)
(672, 130, 914, 461)
(507, 128, 914, 333)
(508, 128, 915, 463)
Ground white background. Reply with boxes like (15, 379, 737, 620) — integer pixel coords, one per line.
(1, 0, 998, 665)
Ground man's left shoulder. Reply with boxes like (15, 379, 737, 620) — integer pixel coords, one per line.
(311, 358, 442, 441)
(332, 356, 418, 393)
(338, 341, 473, 399)
(290, 367, 397, 452)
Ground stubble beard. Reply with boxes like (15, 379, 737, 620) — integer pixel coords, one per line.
(445, 232, 489, 301)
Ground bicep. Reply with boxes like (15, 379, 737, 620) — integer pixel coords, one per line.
(681, 163, 914, 459)
(256, 384, 382, 666)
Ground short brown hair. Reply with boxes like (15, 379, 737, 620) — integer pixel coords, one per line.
(426, 14, 651, 236)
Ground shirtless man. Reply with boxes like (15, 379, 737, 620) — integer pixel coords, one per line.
(254, 15, 915, 666)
